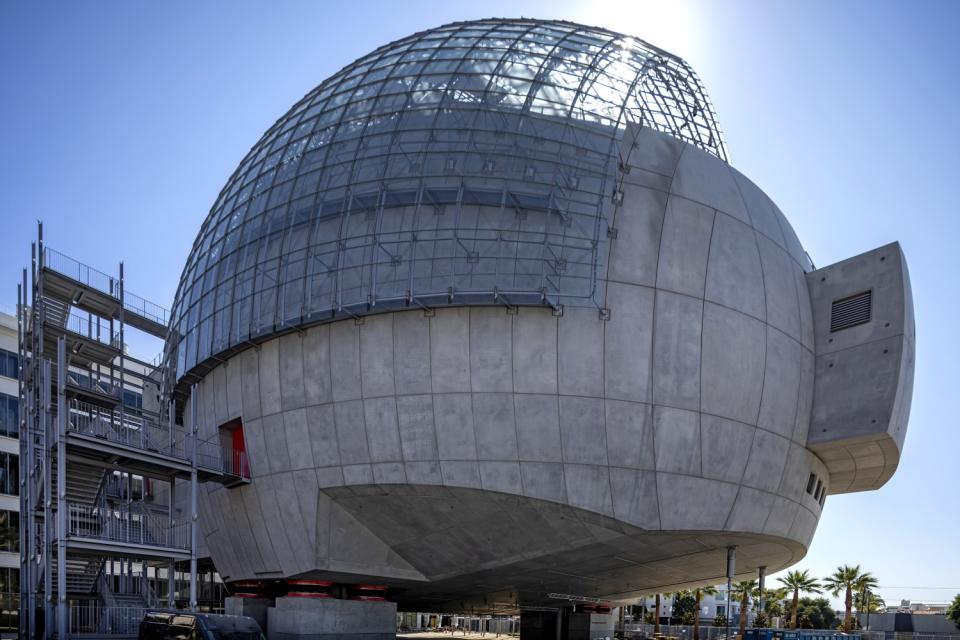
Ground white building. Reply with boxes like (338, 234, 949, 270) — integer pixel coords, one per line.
(0, 311, 21, 634)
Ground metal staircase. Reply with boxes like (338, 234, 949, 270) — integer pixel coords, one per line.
(19, 224, 249, 639)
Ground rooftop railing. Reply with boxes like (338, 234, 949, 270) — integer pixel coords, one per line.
(43, 246, 169, 328)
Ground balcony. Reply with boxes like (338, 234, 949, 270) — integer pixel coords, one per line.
(66, 501, 190, 557)
(65, 401, 252, 486)
(42, 246, 169, 338)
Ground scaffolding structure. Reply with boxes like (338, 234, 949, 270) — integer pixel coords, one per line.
(18, 223, 248, 639)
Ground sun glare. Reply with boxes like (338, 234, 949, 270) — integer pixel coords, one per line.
(572, 0, 700, 62)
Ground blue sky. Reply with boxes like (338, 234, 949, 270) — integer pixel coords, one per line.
(2, 0, 957, 608)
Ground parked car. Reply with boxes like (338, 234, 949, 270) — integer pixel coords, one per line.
(138, 611, 265, 640)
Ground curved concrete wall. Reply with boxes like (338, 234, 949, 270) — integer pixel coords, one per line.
(191, 128, 830, 603)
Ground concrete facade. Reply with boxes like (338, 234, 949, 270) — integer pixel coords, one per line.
(176, 124, 917, 612)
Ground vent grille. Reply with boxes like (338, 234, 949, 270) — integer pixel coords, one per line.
(830, 290, 872, 332)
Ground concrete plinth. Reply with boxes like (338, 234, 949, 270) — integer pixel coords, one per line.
(266, 597, 397, 640)
(521, 609, 615, 640)
(225, 597, 272, 633)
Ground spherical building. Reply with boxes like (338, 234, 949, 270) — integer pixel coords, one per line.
(165, 18, 914, 615)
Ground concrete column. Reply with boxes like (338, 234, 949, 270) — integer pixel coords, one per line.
(758, 565, 767, 625)
(726, 546, 737, 640)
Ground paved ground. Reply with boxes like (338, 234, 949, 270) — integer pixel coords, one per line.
(399, 632, 518, 640)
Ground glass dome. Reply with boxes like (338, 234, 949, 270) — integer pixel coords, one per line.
(167, 18, 727, 386)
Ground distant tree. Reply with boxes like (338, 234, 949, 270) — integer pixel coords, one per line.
(823, 565, 877, 632)
(790, 597, 837, 630)
(854, 589, 886, 615)
(673, 591, 698, 624)
(681, 612, 696, 625)
(693, 586, 718, 640)
(779, 570, 822, 629)
(733, 580, 758, 638)
(712, 613, 728, 629)
(754, 612, 769, 628)
(946, 594, 960, 631)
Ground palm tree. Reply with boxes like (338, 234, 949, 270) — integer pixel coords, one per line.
(692, 585, 717, 640)
(733, 580, 757, 639)
(823, 565, 877, 632)
(779, 570, 822, 629)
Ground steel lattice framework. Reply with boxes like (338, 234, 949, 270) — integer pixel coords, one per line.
(166, 18, 727, 390)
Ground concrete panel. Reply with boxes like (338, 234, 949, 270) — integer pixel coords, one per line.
(396, 394, 438, 461)
(763, 496, 799, 538)
(430, 308, 471, 393)
(343, 463, 375, 485)
(393, 311, 432, 395)
(242, 417, 270, 478)
(330, 321, 362, 402)
(605, 400, 655, 470)
(516, 394, 562, 462)
(258, 339, 282, 416)
(225, 359, 243, 420)
(620, 124, 684, 177)
(731, 168, 786, 247)
(333, 400, 371, 465)
(262, 412, 292, 474)
(793, 348, 815, 444)
(360, 313, 396, 398)
(701, 303, 766, 425)
(758, 327, 802, 439)
(657, 473, 738, 530)
(671, 145, 749, 223)
(306, 404, 341, 468)
(559, 396, 607, 466)
(433, 393, 477, 460)
(404, 461, 442, 485)
(653, 406, 701, 475)
(564, 464, 613, 516)
(742, 430, 790, 493)
(609, 468, 660, 529)
(558, 307, 604, 397)
(303, 324, 333, 405)
(479, 461, 523, 494)
(653, 290, 702, 410)
(238, 484, 282, 573)
(372, 461, 407, 484)
(705, 213, 766, 320)
(473, 393, 519, 460)
(440, 461, 481, 489)
(240, 347, 263, 420)
(520, 462, 566, 503)
(603, 282, 654, 402)
(700, 415, 754, 484)
(773, 205, 809, 269)
(291, 468, 319, 552)
(316, 466, 344, 488)
(513, 308, 558, 394)
(794, 265, 815, 351)
(283, 408, 314, 471)
(757, 235, 801, 340)
(789, 507, 818, 547)
(726, 487, 776, 533)
(607, 183, 667, 287)
(255, 475, 299, 572)
(469, 308, 513, 392)
(656, 195, 715, 297)
(212, 364, 229, 426)
(279, 332, 306, 411)
(363, 397, 402, 463)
